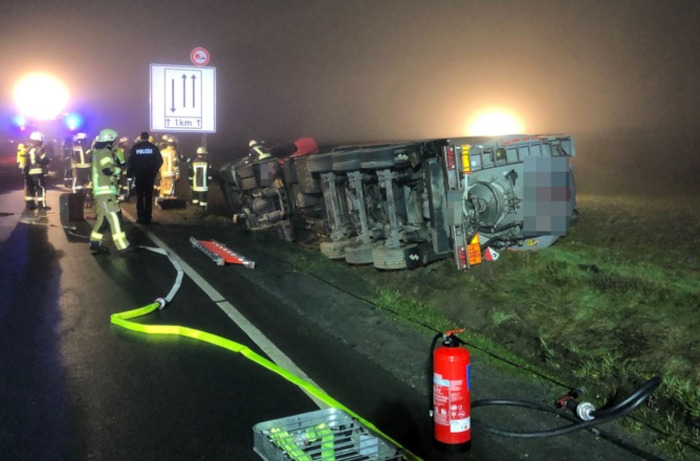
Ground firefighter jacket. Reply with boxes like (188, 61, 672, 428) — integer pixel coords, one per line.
(188, 158, 212, 192)
(128, 140, 162, 178)
(249, 143, 271, 160)
(16, 143, 27, 169)
(159, 146, 179, 178)
(113, 147, 127, 167)
(25, 144, 50, 176)
(71, 144, 92, 170)
(92, 147, 120, 197)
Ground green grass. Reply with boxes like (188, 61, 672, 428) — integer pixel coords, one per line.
(257, 193, 699, 458)
(361, 194, 700, 459)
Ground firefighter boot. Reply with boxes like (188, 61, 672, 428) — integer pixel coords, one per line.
(89, 242, 110, 254)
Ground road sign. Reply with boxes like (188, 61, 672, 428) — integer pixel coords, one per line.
(150, 64, 216, 133)
(190, 47, 210, 66)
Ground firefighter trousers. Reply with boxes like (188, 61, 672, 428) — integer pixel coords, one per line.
(90, 194, 130, 251)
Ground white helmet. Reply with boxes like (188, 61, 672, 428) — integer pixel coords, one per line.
(248, 139, 258, 147)
(73, 132, 88, 142)
(29, 131, 44, 142)
(97, 128, 118, 143)
(196, 146, 207, 155)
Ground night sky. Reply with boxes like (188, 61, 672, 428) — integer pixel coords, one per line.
(1, 0, 699, 195)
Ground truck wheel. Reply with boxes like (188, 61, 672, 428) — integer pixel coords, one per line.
(320, 239, 351, 259)
(306, 153, 334, 173)
(372, 244, 416, 270)
(344, 243, 374, 265)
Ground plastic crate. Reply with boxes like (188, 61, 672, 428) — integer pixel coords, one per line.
(253, 408, 405, 461)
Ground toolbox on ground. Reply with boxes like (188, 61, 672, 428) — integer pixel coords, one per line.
(253, 408, 405, 461)
(59, 193, 84, 222)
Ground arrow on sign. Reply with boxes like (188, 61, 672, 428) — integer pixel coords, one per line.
(182, 74, 187, 108)
(192, 74, 197, 107)
(170, 79, 175, 113)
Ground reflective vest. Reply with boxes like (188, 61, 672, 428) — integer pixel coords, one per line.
(26, 145, 48, 175)
(71, 145, 92, 169)
(190, 159, 211, 192)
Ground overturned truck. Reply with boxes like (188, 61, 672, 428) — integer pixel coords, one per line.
(218, 135, 576, 270)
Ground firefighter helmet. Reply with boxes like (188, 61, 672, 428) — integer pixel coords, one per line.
(248, 139, 258, 147)
(97, 128, 118, 143)
(73, 132, 88, 142)
(29, 131, 44, 142)
(196, 146, 207, 155)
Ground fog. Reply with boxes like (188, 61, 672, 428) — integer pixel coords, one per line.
(1, 0, 698, 196)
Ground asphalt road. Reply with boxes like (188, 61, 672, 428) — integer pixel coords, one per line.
(0, 171, 669, 460)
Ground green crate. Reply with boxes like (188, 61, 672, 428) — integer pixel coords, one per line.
(253, 408, 405, 461)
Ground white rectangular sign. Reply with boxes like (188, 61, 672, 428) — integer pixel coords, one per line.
(150, 64, 216, 133)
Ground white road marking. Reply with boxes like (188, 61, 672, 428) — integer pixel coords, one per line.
(122, 209, 327, 409)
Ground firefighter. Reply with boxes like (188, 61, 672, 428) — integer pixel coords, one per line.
(157, 136, 180, 199)
(61, 136, 73, 188)
(248, 139, 271, 160)
(128, 131, 162, 224)
(71, 132, 93, 206)
(114, 137, 131, 201)
(188, 146, 212, 212)
(89, 128, 135, 254)
(16, 141, 29, 208)
(157, 134, 169, 150)
(23, 131, 51, 210)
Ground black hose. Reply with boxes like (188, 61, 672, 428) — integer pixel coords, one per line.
(592, 376, 661, 419)
(471, 376, 661, 438)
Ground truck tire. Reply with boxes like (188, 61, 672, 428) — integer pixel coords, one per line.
(344, 243, 374, 265)
(320, 239, 351, 259)
(306, 153, 334, 173)
(372, 244, 416, 270)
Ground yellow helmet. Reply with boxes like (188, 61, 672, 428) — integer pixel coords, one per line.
(97, 128, 118, 143)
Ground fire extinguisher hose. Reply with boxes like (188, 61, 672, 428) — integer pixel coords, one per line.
(470, 379, 664, 461)
(110, 245, 422, 461)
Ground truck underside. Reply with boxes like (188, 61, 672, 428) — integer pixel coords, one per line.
(218, 135, 576, 270)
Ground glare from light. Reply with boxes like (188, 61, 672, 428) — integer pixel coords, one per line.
(12, 114, 28, 128)
(467, 109, 524, 136)
(64, 112, 85, 131)
(13, 72, 70, 121)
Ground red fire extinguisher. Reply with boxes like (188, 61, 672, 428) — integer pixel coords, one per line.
(431, 329, 471, 453)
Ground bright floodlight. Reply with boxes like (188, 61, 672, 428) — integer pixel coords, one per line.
(467, 109, 523, 136)
(13, 72, 70, 121)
